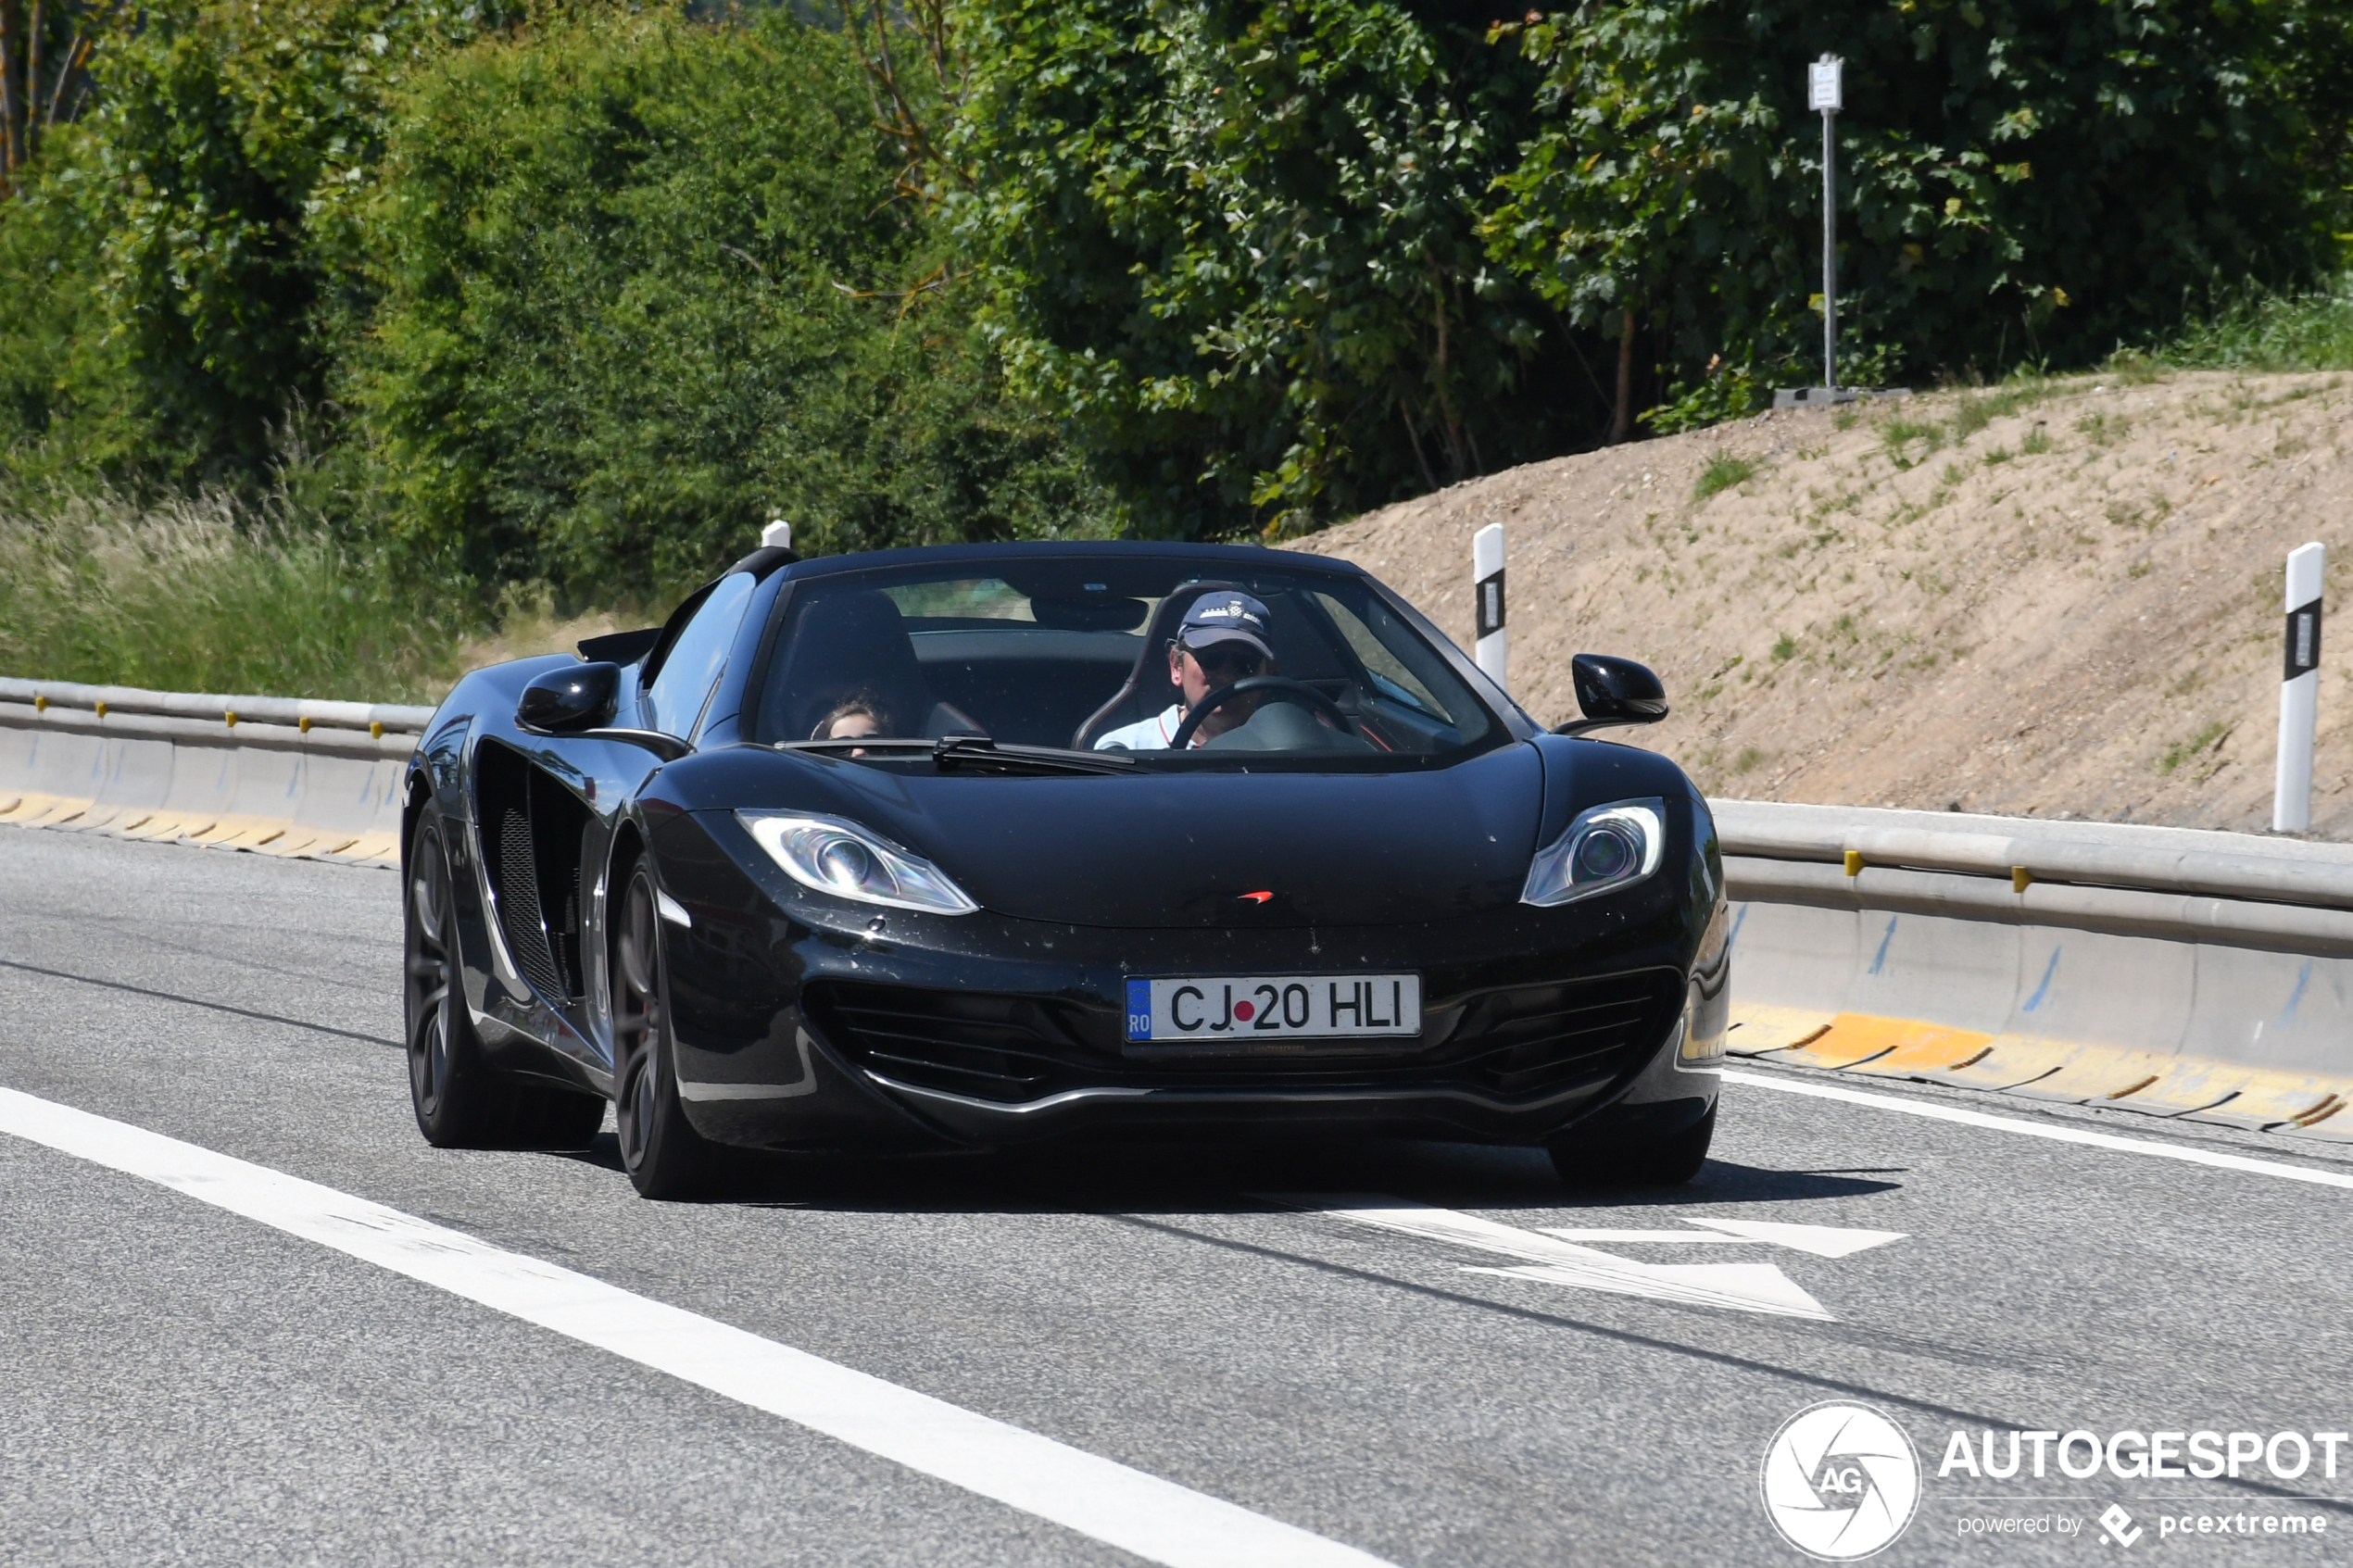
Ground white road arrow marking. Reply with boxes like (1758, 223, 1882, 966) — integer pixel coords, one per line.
(1265, 1196, 1836, 1322)
(1676, 1217, 1907, 1257)
(1542, 1229, 1762, 1244)
(1460, 1261, 1833, 1321)
(1541, 1219, 1907, 1258)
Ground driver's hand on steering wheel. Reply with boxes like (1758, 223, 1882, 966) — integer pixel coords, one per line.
(1171, 639, 1269, 744)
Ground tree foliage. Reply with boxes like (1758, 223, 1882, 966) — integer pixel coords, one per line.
(0, 0, 112, 194)
(354, 6, 1113, 597)
(0, 0, 512, 483)
(0, 0, 2346, 600)
(952, 0, 1605, 539)
(1484, 0, 2353, 408)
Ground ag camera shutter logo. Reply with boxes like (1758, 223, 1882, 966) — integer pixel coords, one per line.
(1761, 1401, 1921, 1560)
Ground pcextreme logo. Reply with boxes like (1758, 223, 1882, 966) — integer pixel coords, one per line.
(1761, 1401, 1923, 1560)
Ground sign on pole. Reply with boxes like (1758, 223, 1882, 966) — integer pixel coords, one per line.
(1807, 56, 1843, 112)
(1810, 56, 1843, 392)
(1473, 523, 1507, 691)
(2274, 542, 2325, 832)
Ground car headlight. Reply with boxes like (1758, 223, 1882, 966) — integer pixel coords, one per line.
(1521, 797, 1667, 907)
(736, 811, 979, 915)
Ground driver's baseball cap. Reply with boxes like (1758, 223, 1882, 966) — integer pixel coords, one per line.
(1176, 592, 1275, 662)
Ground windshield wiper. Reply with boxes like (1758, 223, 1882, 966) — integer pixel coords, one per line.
(778, 734, 1135, 776)
(779, 738, 936, 755)
(932, 734, 1136, 776)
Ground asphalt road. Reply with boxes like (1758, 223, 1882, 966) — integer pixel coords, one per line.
(3, 826, 2349, 1567)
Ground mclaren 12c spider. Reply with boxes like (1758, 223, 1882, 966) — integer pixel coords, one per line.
(400, 541, 1730, 1197)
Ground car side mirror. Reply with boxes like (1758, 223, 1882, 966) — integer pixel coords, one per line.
(1554, 653, 1669, 736)
(518, 662, 622, 734)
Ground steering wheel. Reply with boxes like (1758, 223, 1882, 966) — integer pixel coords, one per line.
(1166, 676, 1357, 750)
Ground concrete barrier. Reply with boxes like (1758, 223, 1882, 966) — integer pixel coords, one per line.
(1716, 799, 2353, 1142)
(0, 681, 424, 866)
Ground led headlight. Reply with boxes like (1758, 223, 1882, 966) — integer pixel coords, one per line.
(736, 811, 979, 915)
(1521, 797, 1667, 907)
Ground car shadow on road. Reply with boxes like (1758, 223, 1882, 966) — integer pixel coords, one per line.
(581, 1134, 1907, 1216)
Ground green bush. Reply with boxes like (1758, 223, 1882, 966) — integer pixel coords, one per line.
(1485, 0, 2353, 395)
(353, 6, 1113, 599)
(0, 1, 513, 490)
(952, 0, 1604, 539)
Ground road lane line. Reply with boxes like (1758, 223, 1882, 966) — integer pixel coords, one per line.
(1726, 1068, 2353, 1191)
(0, 1086, 1392, 1568)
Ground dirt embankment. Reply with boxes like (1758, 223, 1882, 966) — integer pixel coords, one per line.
(1293, 370, 2353, 839)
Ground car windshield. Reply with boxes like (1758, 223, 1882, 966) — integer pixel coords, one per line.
(749, 557, 1500, 769)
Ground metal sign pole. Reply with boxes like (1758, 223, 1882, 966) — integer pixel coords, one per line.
(1810, 56, 1842, 393)
(1774, 56, 1899, 412)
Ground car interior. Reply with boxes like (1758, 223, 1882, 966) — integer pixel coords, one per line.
(752, 565, 1487, 758)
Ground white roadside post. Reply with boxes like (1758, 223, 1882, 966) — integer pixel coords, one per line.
(1473, 523, 1507, 691)
(2273, 542, 2325, 832)
(761, 519, 793, 550)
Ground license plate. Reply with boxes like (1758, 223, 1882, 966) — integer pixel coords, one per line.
(1126, 974, 1421, 1044)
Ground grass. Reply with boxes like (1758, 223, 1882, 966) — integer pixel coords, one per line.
(1949, 396, 1995, 441)
(0, 484, 468, 702)
(1694, 451, 1759, 500)
(2156, 719, 2230, 775)
(1877, 414, 1944, 469)
(2123, 273, 2353, 372)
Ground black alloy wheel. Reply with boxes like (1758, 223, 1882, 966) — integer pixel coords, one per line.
(612, 860, 716, 1199)
(406, 813, 501, 1147)
(1548, 1104, 1716, 1188)
(406, 811, 605, 1151)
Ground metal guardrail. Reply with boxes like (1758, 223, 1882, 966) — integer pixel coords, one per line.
(1718, 807, 2352, 909)
(0, 675, 416, 861)
(1714, 800, 2348, 955)
(0, 678, 432, 760)
(1714, 800, 2353, 1085)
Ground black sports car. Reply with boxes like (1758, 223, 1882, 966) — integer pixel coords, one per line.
(401, 541, 1730, 1198)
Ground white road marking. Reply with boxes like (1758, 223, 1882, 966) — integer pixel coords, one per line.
(1460, 1261, 1831, 1320)
(1540, 1219, 1906, 1258)
(1268, 1195, 1833, 1321)
(1541, 1229, 1762, 1244)
(1678, 1218, 1907, 1257)
(1725, 1068, 2353, 1192)
(0, 1086, 1392, 1568)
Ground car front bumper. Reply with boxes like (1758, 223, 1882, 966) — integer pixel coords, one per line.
(651, 809, 1724, 1153)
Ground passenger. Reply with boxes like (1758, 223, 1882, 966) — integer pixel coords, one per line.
(1094, 593, 1277, 750)
(813, 694, 890, 757)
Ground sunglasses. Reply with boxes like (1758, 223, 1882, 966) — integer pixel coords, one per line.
(1183, 643, 1267, 678)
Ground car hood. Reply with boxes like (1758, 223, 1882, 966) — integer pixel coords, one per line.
(720, 744, 1545, 928)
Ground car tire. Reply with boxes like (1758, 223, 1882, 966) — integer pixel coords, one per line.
(611, 859, 716, 1199)
(405, 812, 508, 1148)
(1548, 1105, 1716, 1188)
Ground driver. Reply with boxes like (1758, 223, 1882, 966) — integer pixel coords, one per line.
(1093, 593, 1276, 750)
